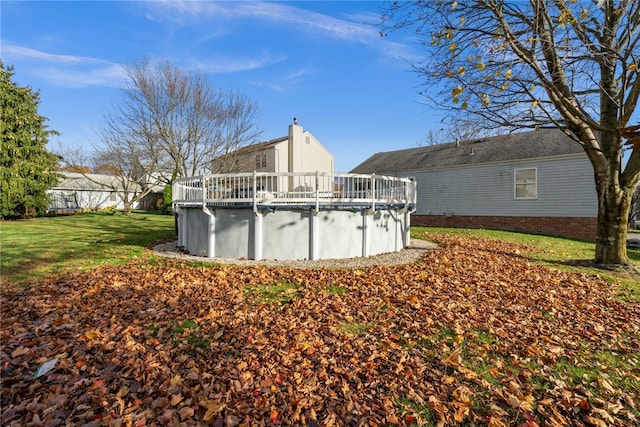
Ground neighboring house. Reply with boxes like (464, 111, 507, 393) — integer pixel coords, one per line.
(212, 120, 334, 175)
(351, 129, 598, 241)
(47, 172, 142, 211)
(210, 120, 335, 195)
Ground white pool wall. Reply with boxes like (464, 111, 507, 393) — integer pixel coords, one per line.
(175, 206, 411, 260)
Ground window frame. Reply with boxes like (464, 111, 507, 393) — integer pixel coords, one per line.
(514, 167, 538, 200)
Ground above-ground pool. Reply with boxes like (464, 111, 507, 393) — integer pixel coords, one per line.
(173, 172, 416, 261)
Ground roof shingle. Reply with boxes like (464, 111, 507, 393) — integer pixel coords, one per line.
(350, 129, 584, 174)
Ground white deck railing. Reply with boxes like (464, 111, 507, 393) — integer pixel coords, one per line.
(173, 171, 416, 212)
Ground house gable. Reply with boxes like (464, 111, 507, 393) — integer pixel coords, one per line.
(213, 121, 334, 174)
(288, 124, 334, 174)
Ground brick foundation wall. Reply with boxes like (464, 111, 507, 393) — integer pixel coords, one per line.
(411, 214, 597, 242)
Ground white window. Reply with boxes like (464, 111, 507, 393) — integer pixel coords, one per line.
(514, 168, 537, 199)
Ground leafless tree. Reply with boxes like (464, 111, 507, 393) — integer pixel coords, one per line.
(55, 138, 162, 215)
(93, 120, 166, 215)
(54, 143, 92, 172)
(382, 0, 640, 265)
(121, 60, 262, 178)
(419, 124, 487, 146)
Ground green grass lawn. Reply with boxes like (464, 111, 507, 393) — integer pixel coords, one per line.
(1, 211, 175, 287)
(412, 226, 640, 301)
(3, 215, 638, 296)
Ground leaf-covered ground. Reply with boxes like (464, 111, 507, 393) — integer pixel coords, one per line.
(2, 233, 639, 426)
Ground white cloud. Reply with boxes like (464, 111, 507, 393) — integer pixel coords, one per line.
(249, 80, 286, 92)
(285, 67, 313, 80)
(1, 2, 420, 89)
(1, 41, 126, 88)
(3, 43, 101, 65)
(249, 66, 314, 93)
(148, 1, 418, 62)
(190, 50, 286, 74)
(32, 64, 126, 89)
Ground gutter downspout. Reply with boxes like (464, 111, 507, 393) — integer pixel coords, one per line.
(252, 170, 263, 261)
(404, 177, 417, 248)
(310, 170, 320, 261)
(200, 174, 215, 258)
(202, 174, 214, 217)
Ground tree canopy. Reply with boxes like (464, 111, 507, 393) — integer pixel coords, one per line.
(382, 0, 640, 265)
(0, 62, 59, 219)
(109, 60, 263, 180)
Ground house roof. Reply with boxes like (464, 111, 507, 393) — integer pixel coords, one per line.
(350, 129, 585, 174)
(233, 136, 289, 155)
(53, 172, 142, 192)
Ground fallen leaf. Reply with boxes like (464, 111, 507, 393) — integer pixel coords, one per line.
(178, 406, 194, 421)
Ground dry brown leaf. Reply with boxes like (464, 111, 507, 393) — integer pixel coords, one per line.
(1, 233, 638, 426)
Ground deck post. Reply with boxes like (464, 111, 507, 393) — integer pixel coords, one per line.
(314, 171, 320, 214)
(371, 174, 376, 212)
(310, 210, 319, 260)
(253, 211, 263, 261)
(404, 209, 411, 248)
(202, 206, 215, 258)
(174, 205, 183, 247)
(209, 212, 216, 258)
(362, 208, 372, 257)
(179, 207, 187, 250)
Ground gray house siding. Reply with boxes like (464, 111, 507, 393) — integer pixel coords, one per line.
(351, 129, 599, 240)
(399, 155, 596, 218)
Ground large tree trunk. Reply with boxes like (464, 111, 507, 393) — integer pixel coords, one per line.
(594, 174, 631, 265)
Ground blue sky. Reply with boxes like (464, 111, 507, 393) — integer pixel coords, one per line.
(1, 0, 442, 172)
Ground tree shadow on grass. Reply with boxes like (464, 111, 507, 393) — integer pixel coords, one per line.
(1, 212, 175, 287)
(562, 258, 640, 281)
(71, 212, 175, 247)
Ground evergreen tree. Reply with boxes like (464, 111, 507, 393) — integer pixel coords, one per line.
(1, 62, 59, 218)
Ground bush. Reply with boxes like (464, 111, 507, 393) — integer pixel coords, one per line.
(162, 184, 172, 215)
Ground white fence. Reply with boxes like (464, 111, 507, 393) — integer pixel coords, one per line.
(173, 171, 416, 212)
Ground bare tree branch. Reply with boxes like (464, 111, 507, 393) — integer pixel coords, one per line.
(120, 60, 263, 179)
(382, 0, 640, 265)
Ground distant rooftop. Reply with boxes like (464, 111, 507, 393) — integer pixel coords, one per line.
(351, 128, 584, 174)
(232, 136, 289, 155)
(53, 172, 142, 192)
